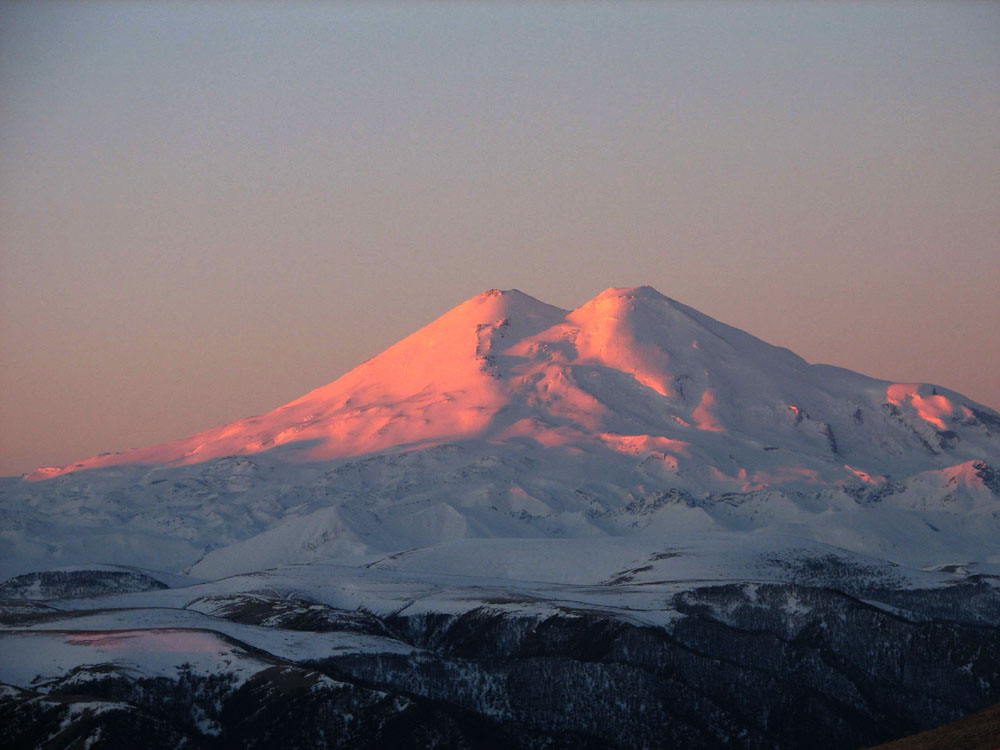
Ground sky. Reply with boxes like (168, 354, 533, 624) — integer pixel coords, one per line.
(1, 1, 998, 477)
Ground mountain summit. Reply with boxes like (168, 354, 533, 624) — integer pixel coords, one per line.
(30, 286, 1000, 497)
(8, 284, 1000, 579)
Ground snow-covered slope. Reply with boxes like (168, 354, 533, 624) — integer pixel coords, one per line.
(25, 289, 567, 478)
(27, 286, 999, 485)
(3, 286, 998, 579)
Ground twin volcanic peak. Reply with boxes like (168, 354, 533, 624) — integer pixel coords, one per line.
(30, 285, 999, 494)
(6, 286, 1000, 749)
(5, 284, 1000, 580)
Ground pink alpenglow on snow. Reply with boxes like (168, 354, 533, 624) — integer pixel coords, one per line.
(26, 287, 1000, 498)
(886, 383, 962, 431)
(692, 389, 726, 433)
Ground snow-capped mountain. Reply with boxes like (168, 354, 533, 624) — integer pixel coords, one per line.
(28, 285, 1000, 486)
(3, 286, 1000, 749)
(5, 286, 998, 578)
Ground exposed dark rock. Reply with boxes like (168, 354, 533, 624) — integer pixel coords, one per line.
(936, 430, 959, 450)
(6, 582, 1000, 749)
(845, 479, 905, 505)
(970, 408, 1000, 435)
(186, 593, 396, 638)
(0, 569, 167, 601)
(973, 461, 1000, 495)
(320, 584, 1000, 750)
(819, 422, 839, 454)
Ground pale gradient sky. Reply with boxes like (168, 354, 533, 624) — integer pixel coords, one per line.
(1, 1, 998, 476)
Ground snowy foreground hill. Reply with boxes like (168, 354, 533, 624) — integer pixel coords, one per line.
(3, 286, 1000, 749)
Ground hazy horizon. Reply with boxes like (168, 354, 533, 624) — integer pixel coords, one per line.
(2, 2, 998, 476)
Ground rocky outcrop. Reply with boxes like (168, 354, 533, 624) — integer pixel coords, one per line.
(7, 581, 992, 749)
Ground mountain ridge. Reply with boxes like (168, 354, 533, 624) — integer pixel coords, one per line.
(26, 286, 999, 487)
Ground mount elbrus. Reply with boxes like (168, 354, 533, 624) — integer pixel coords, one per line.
(3, 286, 1000, 750)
